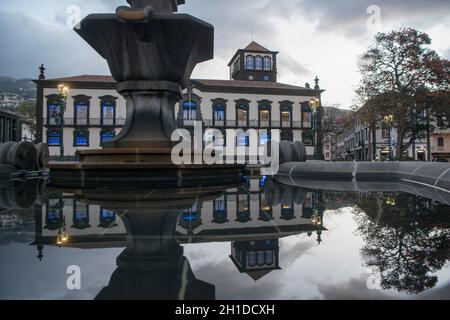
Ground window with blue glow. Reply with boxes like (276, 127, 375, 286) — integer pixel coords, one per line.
(237, 135, 249, 146)
(47, 131, 61, 146)
(75, 102, 88, 125)
(74, 131, 88, 146)
(101, 131, 116, 142)
(264, 57, 271, 70)
(47, 210, 60, 221)
(255, 56, 263, 70)
(48, 103, 62, 125)
(260, 133, 271, 145)
(245, 56, 254, 69)
(214, 200, 225, 213)
(260, 176, 267, 188)
(182, 204, 198, 222)
(213, 105, 225, 123)
(263, 75, 270, 81)
(101, 209, 115, 219)
(101, 101, 115, 126)
(183, 100, 197, 121)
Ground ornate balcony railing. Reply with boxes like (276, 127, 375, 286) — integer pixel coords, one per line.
(178, 119, 313, 129)
(44, 118, 126, 127)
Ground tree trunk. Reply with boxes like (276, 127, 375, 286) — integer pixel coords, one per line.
(396, 127, 403, 161)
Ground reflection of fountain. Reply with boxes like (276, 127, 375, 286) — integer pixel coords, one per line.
(49, 0, 243, 188)
(68, 186, 230, 299)
(97, 211, 215, 300)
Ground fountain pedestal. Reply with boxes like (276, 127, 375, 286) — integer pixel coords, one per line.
(48, 0, 244, 188)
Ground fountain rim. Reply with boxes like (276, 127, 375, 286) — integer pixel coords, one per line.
(75, 12, 214, 30)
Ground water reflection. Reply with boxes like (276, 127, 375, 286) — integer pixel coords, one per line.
(354, 193, 449, 294)
(0, 177, 449, 299)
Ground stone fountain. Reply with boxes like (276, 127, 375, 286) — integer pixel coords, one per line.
(49, 0, 243, 188)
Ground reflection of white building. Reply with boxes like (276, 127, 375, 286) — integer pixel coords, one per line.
(34, 42, 325, 160)
(176, 178, 325, 244)
(35, 179, 325, 255)
(39, 196, 126, 248)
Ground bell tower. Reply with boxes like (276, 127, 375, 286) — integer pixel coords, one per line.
(228, 41, 278, 82)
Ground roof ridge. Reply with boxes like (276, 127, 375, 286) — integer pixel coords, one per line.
(244, 41, 271, 52)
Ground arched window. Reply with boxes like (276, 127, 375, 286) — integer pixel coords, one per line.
(281, 204, 295, 220)
(212, 99, 227, 126)
(237, 194, 250, 222)
(265, 251, 274, 265)
(179, 204, 202, 230)
(183, 100, 198, 121)
(245, 56, 255, 70)
(258, 101, 271, 128)
(72, 200, 90, 230)
(280, 103, 293, 128)
(46, 95, 62, 126)
(213, 196, 228, 224)
(100, 96, 117, 126)
(255, 56, 263, 70)
(301, 103, 312, 128)
(45, 198, 64, 230)
(73, 130, 89, 147)
(259, 198, 273, 221)
(213, 104, 225, 126)
(99, 209, 117, 229)
(247, 252, 257, 267)
(438, 137, 445, 147)
(236, 101, 249, 127)
(73, 95, 90, 126)
(257, 251, 265, 266)
(263, 56, 272, 70)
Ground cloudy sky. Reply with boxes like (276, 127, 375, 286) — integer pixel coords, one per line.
(0, 0, 449, 107)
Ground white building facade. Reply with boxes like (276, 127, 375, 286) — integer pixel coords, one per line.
(34, 42, 325, 161)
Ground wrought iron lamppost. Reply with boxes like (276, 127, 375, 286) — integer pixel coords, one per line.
(310, 97, 320, 160)
(383, 115, 394, 161)
(57, 84, 70, 162)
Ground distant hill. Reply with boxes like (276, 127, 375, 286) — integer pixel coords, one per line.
(0, 76, 36, 99)
(0, 76, 34, 89)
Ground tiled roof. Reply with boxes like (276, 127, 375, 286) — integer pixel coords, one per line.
(40, 75, 322, 93)
(44, 75, 115, 83)
(244, 41, 271, 52)
(192, 79, 309, 90)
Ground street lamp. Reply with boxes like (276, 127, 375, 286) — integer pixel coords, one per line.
(57, 84, 70, 162)
(310, 97, 320, 160)
(383, 115, 394, 161)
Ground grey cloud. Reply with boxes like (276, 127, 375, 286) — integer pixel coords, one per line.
(278, 54, 312, 81)
(298, 0, 450, 38)
(318, 275, 450, 300)
(318, 275, 395, 300)
(0, 11, 109, 79)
